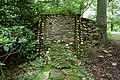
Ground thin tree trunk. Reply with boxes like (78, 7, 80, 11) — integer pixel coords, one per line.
(97, 0, 108, 45)
(111, 1, 114, 31)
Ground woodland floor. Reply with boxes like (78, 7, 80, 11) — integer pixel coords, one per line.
(1, 33, 120, 80)
(85, 39, 120, 80)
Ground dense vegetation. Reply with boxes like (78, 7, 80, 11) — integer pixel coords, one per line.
(0, 0, 120, 80)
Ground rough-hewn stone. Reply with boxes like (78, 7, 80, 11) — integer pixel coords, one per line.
(34, 13, 102, 53)
(43, 15, 75, 43)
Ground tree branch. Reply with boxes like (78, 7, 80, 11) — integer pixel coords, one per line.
(2, 44, 22, 63)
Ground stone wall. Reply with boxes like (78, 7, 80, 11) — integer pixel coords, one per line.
(34, 13, 102, 53)
(78, 18, 102, 47)
(43, 14, 76, 44)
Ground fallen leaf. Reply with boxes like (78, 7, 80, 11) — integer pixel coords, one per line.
(107, 54, 112, 57)
(103, 50, 109, 53)
(98, 55, 104, 58)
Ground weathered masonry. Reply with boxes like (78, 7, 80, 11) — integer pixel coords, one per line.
(33, 13, 102, 53)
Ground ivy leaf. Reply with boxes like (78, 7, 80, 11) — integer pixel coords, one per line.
(2, 37, 7, 42)
(3, 45, 9, 52)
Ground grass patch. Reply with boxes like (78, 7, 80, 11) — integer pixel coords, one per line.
(108, 32, 120, 39)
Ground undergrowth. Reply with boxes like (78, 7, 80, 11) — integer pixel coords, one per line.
(0, 43, 94, 80)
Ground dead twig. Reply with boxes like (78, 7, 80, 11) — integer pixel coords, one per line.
(2, 44, 22, 63)
(0, 53, 8, 59)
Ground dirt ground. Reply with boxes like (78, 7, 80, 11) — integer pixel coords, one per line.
(85, 39, 120, 80)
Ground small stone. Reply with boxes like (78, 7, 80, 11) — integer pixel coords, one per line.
(112, 62, 117, 66)
(78, 61, 82, 66)
(69, 42, 73, 45)
(50, 69, 65, 79)
(46, 51, 49, 54)
(41, 37, 43, 39)
(82, 77, 87, 80)
(57, 40, 60, 43)
(48, 48, 51, 50)
(66, 44, 69, 47)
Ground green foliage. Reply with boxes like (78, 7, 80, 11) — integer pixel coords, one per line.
(1, 43, 94, 80)
(29, 57, 46, 68)
(84, 0, 120, 32)
(0, 0, 38, 61)
(33, 0, 94, 15)
(2, 0, 119, 80)
(108, 32, 120, 39)
(18, 28, 37, 58)
(34, 70, 50, 80)
(43, 38, 51, 51)
(0, 26, 36, 57)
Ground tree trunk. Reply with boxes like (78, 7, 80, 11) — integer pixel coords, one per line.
(111, 1, 114, 31)
(97, 0, 108, 45)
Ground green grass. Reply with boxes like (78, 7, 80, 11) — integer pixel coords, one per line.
(108, 32, 120, 40)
